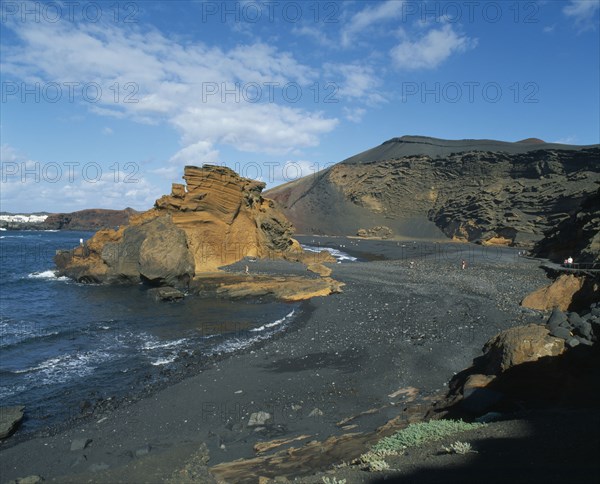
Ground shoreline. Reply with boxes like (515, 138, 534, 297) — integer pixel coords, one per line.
(0, 238, 552, 483)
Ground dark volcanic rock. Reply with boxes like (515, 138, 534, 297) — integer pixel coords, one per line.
(147, 286, 185, 302)
(531, 189, 600, 263)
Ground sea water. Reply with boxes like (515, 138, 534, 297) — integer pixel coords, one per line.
(0, 230, 301, 434)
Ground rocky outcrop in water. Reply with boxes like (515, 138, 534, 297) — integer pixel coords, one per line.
(55, 165, 310, 285)
(266, 136, 599, 260)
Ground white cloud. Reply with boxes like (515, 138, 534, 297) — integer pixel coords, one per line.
(341, 1, 406, 47)
(324, 63, 386, 106)
(343, 107, 367, 123)
(0, 145, 160, 212)
(291, 25, 331, 46)
(552, 135, 577, 144)
(1, 15, 338, 175)
(390, 25, 477, 70)
(563, 0, 600, 30)
(102, 127, 113, 135)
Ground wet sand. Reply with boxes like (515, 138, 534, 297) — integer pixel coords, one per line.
(0, 238, 551, 483)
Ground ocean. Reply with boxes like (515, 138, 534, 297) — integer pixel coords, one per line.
(0, 230, 308, 435)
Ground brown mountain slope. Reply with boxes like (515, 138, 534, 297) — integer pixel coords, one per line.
(266, 136, 600, 255)
(42, 208, 138, 230)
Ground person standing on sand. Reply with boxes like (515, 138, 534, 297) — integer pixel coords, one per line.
(461, 259, 467, 270)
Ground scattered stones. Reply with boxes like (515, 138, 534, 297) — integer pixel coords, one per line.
(0, 405, 24, 439)
(308, 408, 324, 417)
(248, 411, 272, 427)
(70, 438, 92, 451)
(544, 304, 597, 346)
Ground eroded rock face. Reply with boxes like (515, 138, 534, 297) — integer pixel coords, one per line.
(56, 165, 305, 285)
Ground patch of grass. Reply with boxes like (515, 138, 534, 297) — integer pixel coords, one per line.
(442, 441, 477, 455)
(322, 477, 347, 484)
(372, 419, 484, 453)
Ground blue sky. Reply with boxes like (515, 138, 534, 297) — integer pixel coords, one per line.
(1, 0, 599, 212)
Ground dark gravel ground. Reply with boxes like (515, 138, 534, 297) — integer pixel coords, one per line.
(0, 239, 553, 483)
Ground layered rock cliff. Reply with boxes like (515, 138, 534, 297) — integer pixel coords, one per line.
(266, 136, 600, 260)
(55, 165, 307, 285)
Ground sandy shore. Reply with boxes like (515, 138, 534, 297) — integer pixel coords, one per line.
(0, 238, 551, 483)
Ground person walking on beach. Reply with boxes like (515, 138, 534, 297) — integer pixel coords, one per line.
(461, 259, 467, 270)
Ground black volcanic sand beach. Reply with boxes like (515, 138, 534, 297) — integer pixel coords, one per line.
(0, 238, 554, 483)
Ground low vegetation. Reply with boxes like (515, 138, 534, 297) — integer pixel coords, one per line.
(357, 419, 484, 471)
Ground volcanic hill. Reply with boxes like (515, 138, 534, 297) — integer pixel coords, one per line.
(266, 136, 599, 260)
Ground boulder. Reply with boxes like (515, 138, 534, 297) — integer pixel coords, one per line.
(0, 406, 24, 439)
(147, 287, 185, 302)
(547, 308, 568, 327)
(248, 411, 272, 427)
(481, 324, 565, 374)
(549, 327, 572, 340)
(521, 274, 585, 312)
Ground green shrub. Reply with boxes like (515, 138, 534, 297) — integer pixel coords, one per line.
(372, 419, 484, 453)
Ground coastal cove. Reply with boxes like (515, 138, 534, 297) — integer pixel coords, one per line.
(0, 232, 557, 482)
(0, 230, 307, 437)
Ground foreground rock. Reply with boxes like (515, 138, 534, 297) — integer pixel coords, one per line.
(521, 274, 599, 312)
(0, 406, 25, 439)
(55, 165, 323, 286)
(481, 324, 565, 374)
(429, 305, 599, 421)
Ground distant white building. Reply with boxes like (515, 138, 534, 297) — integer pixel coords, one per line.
(0, 214, 48, 223)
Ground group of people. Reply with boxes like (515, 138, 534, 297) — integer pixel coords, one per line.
(563, 256, 574, 267)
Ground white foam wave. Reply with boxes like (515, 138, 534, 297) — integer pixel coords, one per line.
(301, 244, 357, 262)
(150, 355, 177, 366)
(27, 270, 69, 281)
(251, 309, 296, 332)
(12, 349, 112, 386)
(141, 337, 188, 351)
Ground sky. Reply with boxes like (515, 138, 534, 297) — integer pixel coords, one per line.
(1, 0, 599, 213)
